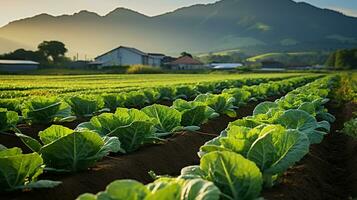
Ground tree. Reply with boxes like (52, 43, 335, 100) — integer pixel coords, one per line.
(180, 52, 193, 58)
(0, 49, 46, 62)
(325, 52, 336, 67)
(325, 49, 357, 70)
(38, 41, 68, 63)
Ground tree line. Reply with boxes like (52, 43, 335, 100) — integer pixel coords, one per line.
(0, 41, 68, 66)
(325, 49, 357, 70)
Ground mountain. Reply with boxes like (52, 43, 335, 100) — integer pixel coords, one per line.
(0, 37, 31, 53)
(0, 0, 357, 58)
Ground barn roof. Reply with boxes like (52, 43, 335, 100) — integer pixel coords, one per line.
(95, 46, 164, 59)
(169, 56, 203, 65)
(0, 60, 39, 65)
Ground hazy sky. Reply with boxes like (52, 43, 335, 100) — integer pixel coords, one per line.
(0, 0, 356, 27)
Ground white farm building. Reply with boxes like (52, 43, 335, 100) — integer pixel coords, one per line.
(94, 46, 165, 68)
(0, 60, 39, 72)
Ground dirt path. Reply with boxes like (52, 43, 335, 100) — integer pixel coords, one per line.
(263, 102, 357, 200)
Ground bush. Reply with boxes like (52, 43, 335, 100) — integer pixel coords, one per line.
(126, 65, 163, 74)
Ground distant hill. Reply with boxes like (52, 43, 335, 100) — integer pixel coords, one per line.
(0, 0, 357, 58)
(247, 52, 329, 66)
(0, 37, 30, 53)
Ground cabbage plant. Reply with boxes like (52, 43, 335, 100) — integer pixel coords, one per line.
(22, 97, 74, 124)
(172, 99, 218, 126)
(175, 86, 197, 100)
(194, 94, 237, 118)
(180, 151, 263, 200)
(0, 145, 61, 191)
(77, 108, 158, 153)
(102, 94, 125, 112)
(76, 178, 220, 200)
(16, 125, 123, 172)
(0, 108, 19, 133)
(222, 88, 252, 106)
(275, 109, 330, 144)
(199, 125, 310, 186)
(0, 99, 21, 113)
(156, 87, 176, 101)
(142, 104, 200, 135)
(124, 91, 149, 108)
(66, 95, 109, 118)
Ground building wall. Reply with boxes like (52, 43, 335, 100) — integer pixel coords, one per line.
(95, 48, 143, 67)
(121, 48, 143, 66)
(148, 56, 163, 67)
(0, 64, 38, 72)
(171, 64, 207, 70)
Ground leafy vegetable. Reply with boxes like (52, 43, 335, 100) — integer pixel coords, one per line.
(253, 102, 279, 116)
(0, 146, 61, 191)
(183, 151, 263, 200)
(172, 99, 218, 126)
(175, 86, 197, 100)
(17, 125, 123, 172)
(157, 87, 176, 101)
(66, 95, 109, 118)
(342, 118, 357, 138)
(77, 108, 157, 152)
(246, 125, 309, 186)
(194, 94, 237, 118)
(124, 91, 149, 108)
(0, 99, 21, 113)
(102, 94, 125, 112)
(0, 108, 19, 132)
(275, 109, 330, 144)
(22, 97, 73, 124)
(77, 178, 220, 200)
(222, 88, 251, 106)
(142, 104, 183, 134)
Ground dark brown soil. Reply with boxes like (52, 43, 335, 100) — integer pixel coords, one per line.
(263, 102, 357, 200)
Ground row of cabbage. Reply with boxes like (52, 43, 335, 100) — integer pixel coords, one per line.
(0, 77, 282, 111)
(0, 75, 309, 131)
(74, 76, 337, 200)
(0, 76, 319, 192)
(0, 77, 287, 128)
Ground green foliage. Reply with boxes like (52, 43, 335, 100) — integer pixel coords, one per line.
(0, 99, 21, 113)
(17, 125, 122, 172)
(142, 104, 183, 134)
(77, 178, 220, 200)
(0, 48, 46, 64)
(66, 95, 108, 118)
(325, 49, 357, 69)
(276, 109, 330, 144)
(126, 65, 164, 74)
(342, 118, 357, 138)
(195, 94, 237, 117)
(102, 94, 125, 112)
(38, 40, 68, 64)
(76, 108, 154, 153)
(22, 97, 74, 124)
(247, 52, 329, 67)
(0, 146, 61, 191)
(198, 151, 262, 200)
(0, 108, 19, 132)
(172, 99, 218, 126)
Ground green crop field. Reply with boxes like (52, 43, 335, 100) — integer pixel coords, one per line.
(2, 73, 356, 200)
(0, 73, 304, 99)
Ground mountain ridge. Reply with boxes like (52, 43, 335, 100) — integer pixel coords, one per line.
(0, 0, 357, 58)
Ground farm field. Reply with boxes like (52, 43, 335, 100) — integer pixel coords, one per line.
(0, 73, 303, 99)
(1, 72, 357, 200)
